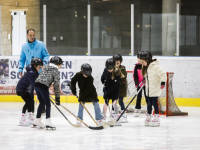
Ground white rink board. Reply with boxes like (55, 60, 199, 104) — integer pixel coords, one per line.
(0, 56, 200, 98)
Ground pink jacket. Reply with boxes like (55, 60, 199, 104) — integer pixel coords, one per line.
(133, 63, 144, 87)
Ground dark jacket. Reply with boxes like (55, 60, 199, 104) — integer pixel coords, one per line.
(70, 72, 99, 102)
(35, 63, 60, 98)
(101, 68, 121, 100)
(16, 64, 38, 92)
(119, 65, 127, 97)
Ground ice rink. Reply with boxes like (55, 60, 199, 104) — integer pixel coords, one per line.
(0, 102, 200, 150)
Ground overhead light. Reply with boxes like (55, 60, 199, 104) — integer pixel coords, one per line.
(75, 14, 77, 17)
(145, 25, 151, 28)
(137, 25, 140, 28)
(83, 15, 86, 19)
(75, 11, 77, 14)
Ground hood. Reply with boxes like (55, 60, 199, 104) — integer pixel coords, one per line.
(26, 64, 35, 72)
(149, 59, 160, 67)
(49, 63, 58, 69)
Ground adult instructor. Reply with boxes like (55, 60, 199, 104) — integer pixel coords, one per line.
(18, 29, 50, 114)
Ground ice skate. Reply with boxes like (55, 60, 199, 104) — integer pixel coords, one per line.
(32, 118, 45, 129)
(111, 110, 115, 119)
(96, 119, 103, 126)
(76, 120, 82, 124)
(101, 113, 106, 121)
(26, 112, 35, 125)
(45, 118, 56, 130)
(134, 109, 141, 117)
(108, 116, 114, 122)
(114, 114, 122, 126)
(120, 112, 128, 123)
(19, 114, 29, 126)
(144, 114, 151, 126)
(150, 114, 160, 127)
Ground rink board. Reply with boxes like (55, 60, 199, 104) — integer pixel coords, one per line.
(0, 95, 200, 107)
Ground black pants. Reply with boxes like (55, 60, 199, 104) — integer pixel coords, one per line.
(112, 97, 125, 111)
(35, 86, 51, 119)
(29, 85, 35, 113)
(135, 86, 148, 109)
(17, 91, 32, 114)
(147, 97, 159, 115)
(29, 85, 45, 113)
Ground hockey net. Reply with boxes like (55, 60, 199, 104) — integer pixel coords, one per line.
(122, 71, 188, 116)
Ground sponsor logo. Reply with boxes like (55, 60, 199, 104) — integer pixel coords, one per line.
(60, 80, 71, 95)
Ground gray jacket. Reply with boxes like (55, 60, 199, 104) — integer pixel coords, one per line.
(35, 63, 60, 98)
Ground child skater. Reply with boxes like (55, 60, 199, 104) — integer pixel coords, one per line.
(70, 63, 103, 126)
(16, 58, 43, 126)
(33, 56, 63, 129)
(139, 51, 167, 127)
(133, 51, 148, 117)
(101, 58, 124, 125)
(112, 54, 127, 122)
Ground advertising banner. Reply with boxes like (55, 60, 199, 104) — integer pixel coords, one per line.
(0, 56, 76, 95)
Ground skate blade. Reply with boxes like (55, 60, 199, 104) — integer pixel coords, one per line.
(150, 123, 160, 127)
(32, 124, 45, 129)
(144, 123, 150, 126)
(120, 121, 128, 123)
(18, 124, 30, 126)
(113, 122, 122, 126)
(46, 126, 56, 130)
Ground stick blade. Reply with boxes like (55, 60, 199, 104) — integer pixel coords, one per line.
(71, 124, 82, 127)
(89, 126, 104, 130)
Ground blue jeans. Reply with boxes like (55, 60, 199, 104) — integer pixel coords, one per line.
(35, 86, 51, 119)
(78, 100, 102, 121)
(147, 97, 159, 115)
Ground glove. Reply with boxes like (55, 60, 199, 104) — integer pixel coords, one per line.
(55, 97, 60, 106)
(72, 89, 76, 96)
(103, 87, 106, 93)
(142, 79, 146, 84)
(161, 85, 165, 89)
(104, 94, 109, 105)
(78, 98, 83, 102)
(161, 82, 165, 89)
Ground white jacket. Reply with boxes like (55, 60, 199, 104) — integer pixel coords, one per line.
(145, 59, 167, 97)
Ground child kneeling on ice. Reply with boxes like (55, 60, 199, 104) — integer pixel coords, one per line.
(70, 63, 103, 126)
(33, 56, 63, 129)
(16, 57, 43, 126)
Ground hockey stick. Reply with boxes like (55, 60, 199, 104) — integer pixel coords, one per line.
(80, 101, 99, 126)
(50, 96, 105, 130)
(124, 80, 144, 104)
(76, 95, 99, 126)
(116, 83, 145, 122)
(49, 99, 82, 127)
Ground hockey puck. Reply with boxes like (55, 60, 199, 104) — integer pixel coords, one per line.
(110, 125, 114, 127)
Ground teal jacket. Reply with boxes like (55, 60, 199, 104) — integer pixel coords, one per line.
(18, 39, 50, 73)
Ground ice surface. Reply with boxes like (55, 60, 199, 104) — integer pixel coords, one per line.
(0, 103, 200, 150)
